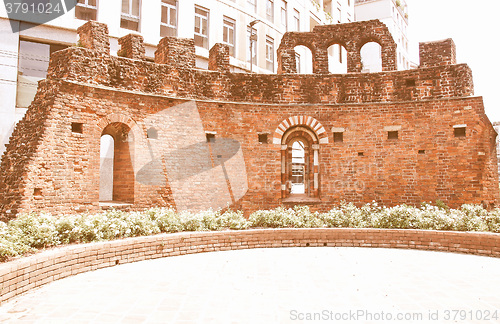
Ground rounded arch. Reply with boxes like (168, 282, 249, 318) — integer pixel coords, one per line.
(97, 113, 139, 137)
(273, 116, 328, 145)
(279, 124, 322, 199)
(293, 45, 314, 74)
(360, 41, 382, 73)
(97, 114, 138, 204)
(326, 42, 348, 74)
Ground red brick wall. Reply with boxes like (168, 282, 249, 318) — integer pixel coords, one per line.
(0, 21, 497, 219)
(1, 228, 500, 304)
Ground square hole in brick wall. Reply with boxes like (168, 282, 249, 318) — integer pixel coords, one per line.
(358, 152, 364, 157)
(258, 134, 268, 144)
(334, 132, 344, 143)
(206, 133, 215, 143)
(71, 122, 83, 134)
(454, 127, 466, 138)
(388, 131, 399, 140)
(147, 127, 158, 139)
(418, 150, 426, 154)
(405, 79, 416, 87)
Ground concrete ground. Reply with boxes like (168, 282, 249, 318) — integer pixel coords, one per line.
(0, 247, 500, 324)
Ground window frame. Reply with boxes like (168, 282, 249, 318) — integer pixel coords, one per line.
(121, 0, 141, 31)
(75, 0, 98, 21)
(266, 0, 274, 23)
(222, 16, 236, 57)
(293, 8, 300, 31)
(194, 5, 210, 49)
(160, 0, 178, 37)
(266, 35, 275, 72)
(280, 0, 287, 29)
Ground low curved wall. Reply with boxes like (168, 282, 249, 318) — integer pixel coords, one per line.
(1, 228, 500, 304)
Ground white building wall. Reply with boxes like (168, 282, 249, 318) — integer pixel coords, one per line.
(0, 0, 353, 157)
(354, 0, 413, 72)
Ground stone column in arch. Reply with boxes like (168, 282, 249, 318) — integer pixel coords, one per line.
(281, 144, 288, 198)
(312, 144, 319, 197)
(381, 43, 398, 71)
(277, 48, 297, 74)
(346, 42, 362, 73)
(313, 47, 329, 74)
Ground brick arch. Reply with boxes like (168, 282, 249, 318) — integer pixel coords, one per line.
(273, 116, 328, 145)
(278, 20, 397, 74)
(97, 113, 139, 204)
(96, 113, 139, 135)
(277, 33, 319, 74)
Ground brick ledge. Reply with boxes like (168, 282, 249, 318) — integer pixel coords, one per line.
(1, 228, 500, 304)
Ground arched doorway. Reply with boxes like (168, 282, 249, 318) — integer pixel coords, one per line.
(99, 122, 135, 203)
(281, 126, 320, 199)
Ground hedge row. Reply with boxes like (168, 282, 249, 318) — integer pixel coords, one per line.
(2, 202, 500, 261)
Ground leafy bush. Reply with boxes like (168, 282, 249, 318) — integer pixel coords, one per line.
(2, 202, 500, 262)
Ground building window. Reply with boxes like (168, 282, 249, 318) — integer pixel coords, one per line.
(247, 0, 256, 12)
(121, 0, 140, 31)
(75, 0, 97, 21)
(266, 36, 274, 71)
(160, 0, 177, 37)
(222, 16, 236, 56)
(194, 6, 209, 49)
(17, 40, 67, 108)
(280, 0, 287, 29)
(266, 0, 274, 22)
(247, 27, 257, 65)
(293, 9, 300, 31)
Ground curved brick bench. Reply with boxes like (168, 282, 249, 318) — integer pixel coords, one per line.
(1, 228, 500, 304)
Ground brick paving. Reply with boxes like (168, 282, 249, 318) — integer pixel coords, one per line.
(1, 247, 500, 323)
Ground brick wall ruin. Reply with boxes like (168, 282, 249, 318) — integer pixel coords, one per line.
(0, 20, 498, 220)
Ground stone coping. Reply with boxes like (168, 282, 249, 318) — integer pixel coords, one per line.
(1, 228, 500, 305)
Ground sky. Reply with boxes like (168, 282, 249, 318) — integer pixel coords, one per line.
(405, 0, 500, 123)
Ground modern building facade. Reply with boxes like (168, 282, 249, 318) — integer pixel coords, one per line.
(354, 0, 413, 72)
(0, 0, 354, 158)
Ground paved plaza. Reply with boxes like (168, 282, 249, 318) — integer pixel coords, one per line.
(1, 247, 500, 323)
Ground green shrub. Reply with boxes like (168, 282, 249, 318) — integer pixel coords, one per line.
(2, 202, 500, 262)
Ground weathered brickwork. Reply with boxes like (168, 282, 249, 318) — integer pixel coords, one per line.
(419, 38, 456, 68)
(118, 34, 145, 60)
(278, 20, 397, 74)
(0, 20, 498, 220)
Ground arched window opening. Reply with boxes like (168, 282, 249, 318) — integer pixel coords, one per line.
(100, 122, 135, 203)
(99, 134, 114, 202)
(327, 43, 347, 74)
(281, 126, 320, 199)
(291, 141, 306, 194)
(293, 45, 313, 74)
(360, 42, 382, 73)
